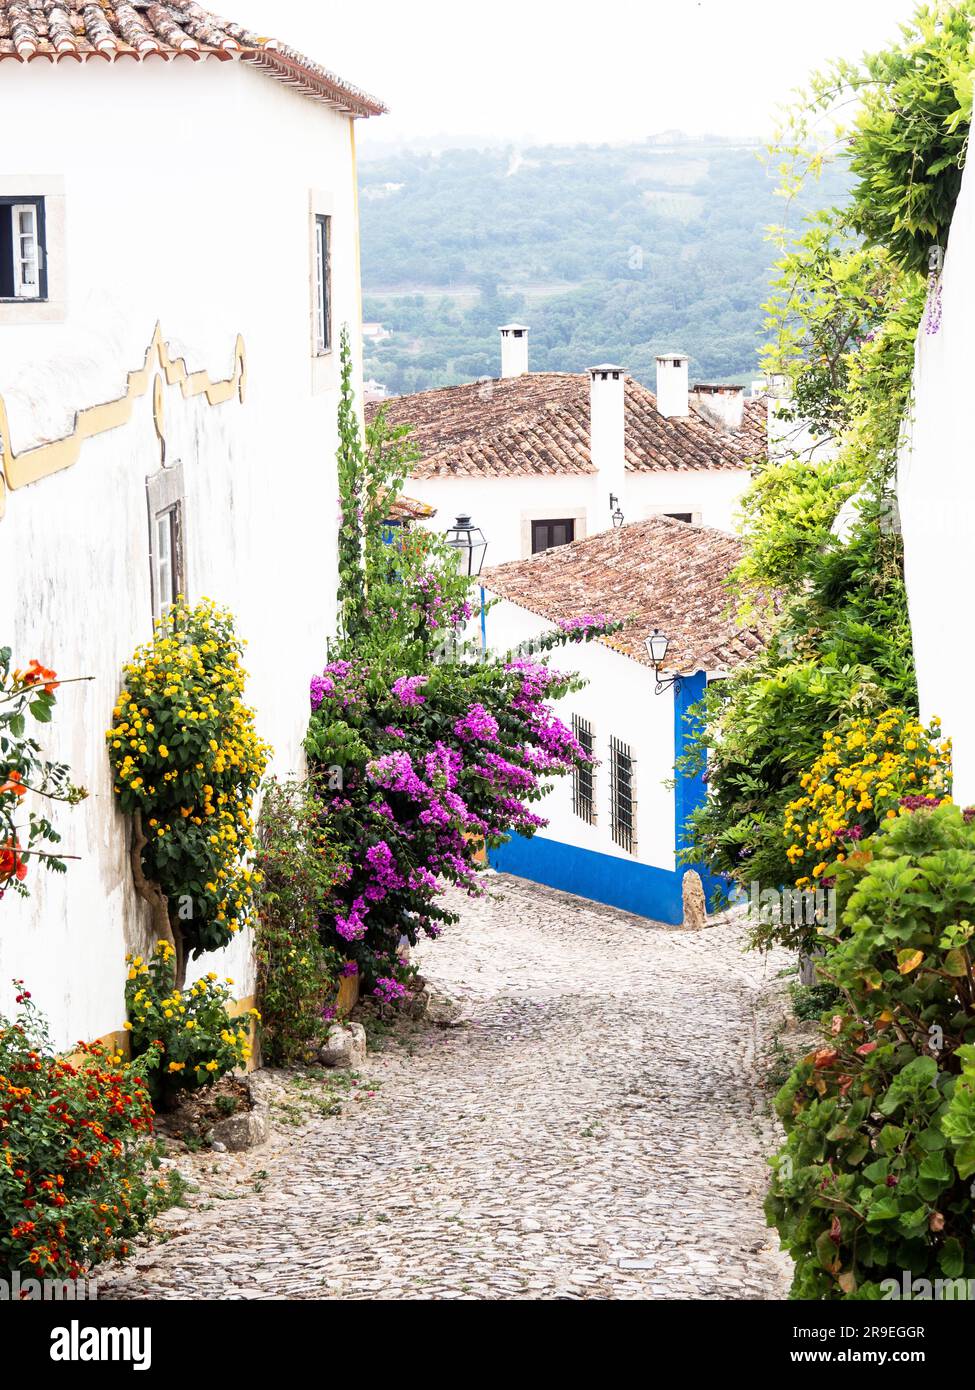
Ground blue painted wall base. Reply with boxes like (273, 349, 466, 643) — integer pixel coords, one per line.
(488, 834, 686, 923)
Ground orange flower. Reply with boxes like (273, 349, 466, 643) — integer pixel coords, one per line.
(0, 840, 27, 884)
(0, 769, 27, 799)
(14, 659, 59, 694)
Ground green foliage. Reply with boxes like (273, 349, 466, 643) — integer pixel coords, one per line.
(0, 986, 165, 1278)
(772, 2, 974, 275)
(767, 805, 975, 1299)
(125, 942, 252, 1109)
(790, 981, 842, 1023)
(0, 652, 86, 899)
(254, 778, 345, 1066)
(336, 326, 368, 640)
(359, 138, 849, 393)
(681, 512, 918, 923)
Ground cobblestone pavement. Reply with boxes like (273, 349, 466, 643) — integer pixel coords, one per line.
(101, 874, 794, 1300)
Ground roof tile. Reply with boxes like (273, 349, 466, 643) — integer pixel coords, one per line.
(482, 514, 770, 675)
(368, 373, 767, 479)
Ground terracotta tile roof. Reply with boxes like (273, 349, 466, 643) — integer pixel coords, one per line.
(383, 493, 436, 522)
(367, 373, 767, 479)
(0, 2, 386, 117)
(482, 515, 769, 675)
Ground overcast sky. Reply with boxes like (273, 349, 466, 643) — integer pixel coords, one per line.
(236, 0, 919, 149)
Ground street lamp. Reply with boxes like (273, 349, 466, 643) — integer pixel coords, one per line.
(609, 493, 624, 528)
(445, 513, 489, 577)
(645, 628, 682, 695)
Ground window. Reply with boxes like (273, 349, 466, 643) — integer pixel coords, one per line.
(572, 715, 595, 825)
(146, 464, 186, 621)
(314, 214, 332, 354)
(0, 197, 46, 300)
(531, 518, 575, 554)
(609, 735, 637, 855)
(665, 512, 693, 524)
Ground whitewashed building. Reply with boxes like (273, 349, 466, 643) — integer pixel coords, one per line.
(371, 327, 768, 567)
(480, 517, 767, 923)
(0, 1, 384, 1048)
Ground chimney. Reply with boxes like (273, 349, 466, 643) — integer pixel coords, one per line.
(655, 351, 690, 419)
(689, 383, 745, 432)
(499, 323, 529, 378)
(589, 364, 626, 530)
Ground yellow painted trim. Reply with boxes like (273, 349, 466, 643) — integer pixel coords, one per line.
(0, 323, 246, 514)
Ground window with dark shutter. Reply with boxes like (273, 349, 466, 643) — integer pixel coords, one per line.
(0, 197, 46, 301)
(531, 518, 575, 554)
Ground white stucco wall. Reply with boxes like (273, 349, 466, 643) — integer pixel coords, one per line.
(0, 58, 366, 1047)
(897, 151, 975, 805)
(481, 596, 677, 872)
(409, 467, 746, 567)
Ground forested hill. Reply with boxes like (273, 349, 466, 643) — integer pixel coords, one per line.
(358, 137, 848, 396)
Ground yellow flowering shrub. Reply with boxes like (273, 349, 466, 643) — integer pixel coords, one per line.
(125, 941, 257, 1107)
(784, 708, 951, 887)
(107, 598, 271, 963)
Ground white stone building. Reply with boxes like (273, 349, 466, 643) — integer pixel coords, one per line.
(894, 144, 975, 805)
(480, 517, 768, 923)
(0, 1, 384, 1048)
(371, 326, 768, 568)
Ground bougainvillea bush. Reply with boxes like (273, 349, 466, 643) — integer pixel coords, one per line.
(305, 653, 590, 981)
(125, 942, 254, 1109)
(106, 599, 271, 983)
(0, 651, 84, 902)
(767, 803, 975, 1299)
(305, 332, 601, 991)
(0, 986, 165, 1279)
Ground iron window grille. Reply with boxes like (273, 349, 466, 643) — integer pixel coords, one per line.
(572, 714, 595, 824)
(609, 735, 637, 855)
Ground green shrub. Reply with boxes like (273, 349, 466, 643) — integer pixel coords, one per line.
(767, 803, 975, 1298)
(125, 942, 252, 1109)
(254, 778, 344, 1066)
(0, 986, 165, 1279)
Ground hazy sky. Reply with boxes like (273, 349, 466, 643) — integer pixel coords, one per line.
(236, 0, 919, 148)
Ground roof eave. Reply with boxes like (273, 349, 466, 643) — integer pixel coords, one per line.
(243, 45, 387, 118)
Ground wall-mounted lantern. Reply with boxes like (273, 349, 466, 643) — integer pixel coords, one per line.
(645, 628, 682, 695)
(609, 493, 625, 529)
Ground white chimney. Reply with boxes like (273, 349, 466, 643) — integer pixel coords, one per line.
(689, 383, 745, 432)
(655, 351, 690, 419)
(499, 323, 529, 378)
(589, 363, 626, 531)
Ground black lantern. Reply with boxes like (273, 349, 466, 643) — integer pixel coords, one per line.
(645, 629, 681, 695)
(609, 493, 624, 529)
(446, 513, 488, 577)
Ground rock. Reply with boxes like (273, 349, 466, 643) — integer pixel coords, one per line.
(681, 870, 708, 931)
(404, 985, 430, 1021)
(210, 1109, 268, 1153)
(426, 992, 466, 1028)
(319, 1022, 367, 1069)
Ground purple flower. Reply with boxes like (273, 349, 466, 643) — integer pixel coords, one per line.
(392, 675, 426, 707)
(373, 976, 410, 1006)
(454, 703, 500, 743)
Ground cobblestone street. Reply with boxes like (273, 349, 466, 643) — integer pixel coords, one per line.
(102, 874, 793, 1301)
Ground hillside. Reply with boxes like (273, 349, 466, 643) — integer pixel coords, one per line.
(358, 137, 848, 396)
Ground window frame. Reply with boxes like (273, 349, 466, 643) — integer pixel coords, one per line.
(609, 735, 637, 855)
(146, 464, 186, 622)
(531, 517, 576, 554)
(0, 195, 47, 302)
(313, 213, 332, 356)
(571, 714, 596, 825)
